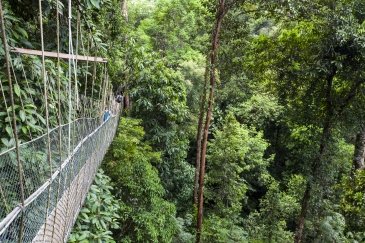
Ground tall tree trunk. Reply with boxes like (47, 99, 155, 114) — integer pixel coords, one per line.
(294, 68, 336, 243)
(196, 1, 228, 242)
(193, 59, 209, 206)
(121, 0, 130, 110)
(353, 125, 365, 171)
(294, 120, 332, 243)
(294, 184, 311, 243)
(121, 0, 128, 21)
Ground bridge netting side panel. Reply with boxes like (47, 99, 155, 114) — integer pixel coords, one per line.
(0, 114, 119, 242)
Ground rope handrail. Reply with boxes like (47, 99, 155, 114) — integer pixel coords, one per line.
(0, 110, 120, 242)
(0, 117, 98, 157)
(0, 0, 118, 241)
(0, 114, 117, 235)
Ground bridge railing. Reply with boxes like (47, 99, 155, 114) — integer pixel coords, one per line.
(0, 109, 119, 242)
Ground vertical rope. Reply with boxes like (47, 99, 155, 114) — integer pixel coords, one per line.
(91, 50, 97, 116)
(17, 54, 45, 134)
(0, 78, 12, 128)
(0, 78, 10, 213)
(0, 1, 25, 242)
(50, 0, 64, 240)
(102, 66, 109, 114)
(17, 54, 34, 102)
(98, 63, 106, 117)
(110, 83, 114, 111)
(67, 0, 72, 156)
(38, 0, 53, 241)
(98, 64, 105, 101)
(63, 0, 76, 238)
(70, 9, 85, 231)
(78, 27, 92, 211)
(17, 54, 47, 141)
(79, 30, 98, 219)
(9, 58, 34, 140)
(80, 28, 90, 118)
(75, 11, 80, 112)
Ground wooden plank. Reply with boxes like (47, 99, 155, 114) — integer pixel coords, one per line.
(10, 47, 107, 63)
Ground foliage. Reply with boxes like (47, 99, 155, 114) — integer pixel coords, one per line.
(239, 0, 365, 240)
(104, 118, 178, 242)
(3, 0, 365, 241)
(69, 170, 120, 243)
(0, 0, 112, 221)
(314, 212, 347, 243)
(245, 178, 301, 242)
(231, 93, 283, 128)
(127, 45, 194, 212)
(0, 0, 112, 148)
(136, 0, 209, 64)
(173, 215, 195, 243)
(340, 170, 365, 233)
(206, 113, 270, 217)
(202, 215, 247, 243)
(201, 113, 271, 240)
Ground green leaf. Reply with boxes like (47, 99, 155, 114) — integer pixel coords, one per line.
(15, 26, 28, 38)
(21, 126, 27, 135)
(19, 110, 26, 122)
(14, 83, 21, 97)
(35, 113, 46, 125)
(90, 0, 100, 9)
(5, 126, 13, 137)
(1, 138, 9, 147)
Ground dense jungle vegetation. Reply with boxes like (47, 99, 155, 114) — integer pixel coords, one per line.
(1, 0, 365, 242)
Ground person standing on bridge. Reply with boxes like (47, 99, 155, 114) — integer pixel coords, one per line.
(103, 107, 111, 122)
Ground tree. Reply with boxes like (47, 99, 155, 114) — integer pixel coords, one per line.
(103, 118, 178, 242)
(196, 1, 230, 241)
(69, 170, 120, 243)
(243, 1, 365, 241)
(353, 125, 365, 171)
(202, 113, 270, 241)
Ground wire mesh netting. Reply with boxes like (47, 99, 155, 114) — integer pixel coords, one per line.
(0, 112, 119, 242)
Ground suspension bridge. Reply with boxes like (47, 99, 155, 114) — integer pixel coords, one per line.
(0, 0, 120, 242)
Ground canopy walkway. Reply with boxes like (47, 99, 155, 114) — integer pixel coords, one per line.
(0, 115, 119, 242)
(0, 0, 120, 242)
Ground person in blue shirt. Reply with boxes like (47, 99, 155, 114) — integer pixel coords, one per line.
(103, 108, 111, 122)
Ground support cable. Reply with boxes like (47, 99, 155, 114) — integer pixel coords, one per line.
(0, 78, 11, 214)
(69, 9, 86, 233)
(91, 50, 97, 115)
(38, 0, 54, 241)
(80, 23, 90, 118)
(98, 63, 106, 116)
(0, 78, 12, 130)
(9, 57, 34, 141)
(0, 1, 25, 242)
(17, 54, 34, 104)
(62, 0, 78, 239)
(50, 0, 64, 240)
(78, 26, 95, 215)
(74, 11, 80, 112)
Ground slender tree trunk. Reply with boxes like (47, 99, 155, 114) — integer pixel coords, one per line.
(294, 122, 331, 243)
(193, 59, 209, 206)
(121, 0, 128, 21)
(353, 125, 365, 171)
(294, 184, 310, 243)
(121, 0, 130, 110)
(294, 68, 336, 243)
(196, 1, 228, 242)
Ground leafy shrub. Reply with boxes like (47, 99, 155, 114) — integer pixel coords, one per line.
(69, 170, 120, 243)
